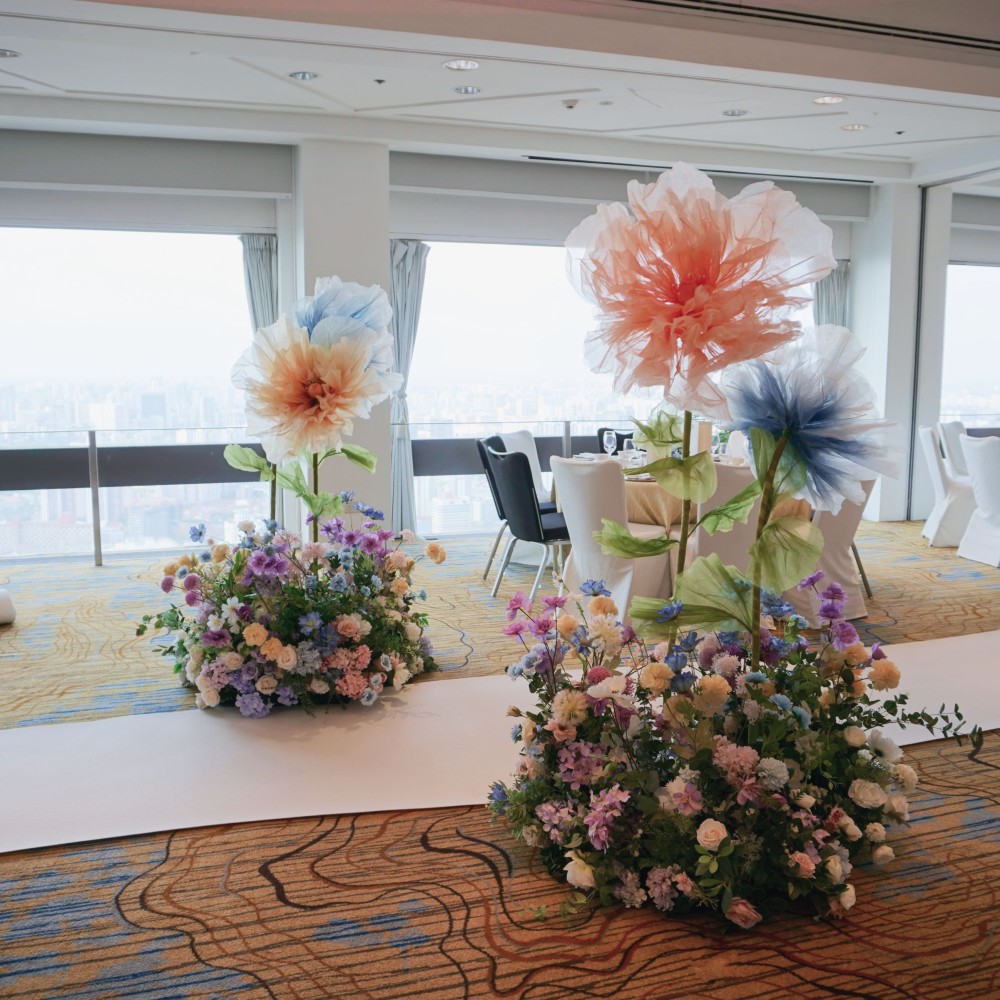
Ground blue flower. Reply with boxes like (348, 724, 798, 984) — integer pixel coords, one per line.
(298, 611, 323, 636)
(189, 523, 206, 543)
(769, 693, 793, 712)
(510, 723, 523, 742)
(338, 490, 356, 503)
(676, 631, 699, 652)
(314, 624, 340, 655)
(506, 661, 525, 679)
(370, 575, 382, 590)
(745, 671, 767, 683)
(656, 600, 683, 623)
(666, 651, 688, 671)
(580, 579, 611, 597)
(355, 502, 385, 520)
(720, 328, 896, 513)
(761, 590, 794, 619)
(418, 589, 427, 601)
(670, 671, 696, 694)
(262, 518, 280, 533)
(488, 782, 508, 805)
(295, 276, 392, 339)
(360, 689, 379, 707)
(199, 550, 211, 562)
(176, 566, 188, 579)
(791, 705, 812, 728)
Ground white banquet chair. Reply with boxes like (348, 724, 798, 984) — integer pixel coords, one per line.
(957, 434, 1000, 567)
(937, 420, 970, 479)
(723, 430, 750, 464)
(503, 428, 552, 503)
(919, 426, 977, 547)
(551, 456, 672, 621)
(784, 481, 875, 626)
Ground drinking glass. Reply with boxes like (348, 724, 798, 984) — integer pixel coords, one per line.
(602, 430, 618, 456)
(621, 438, 638, 465)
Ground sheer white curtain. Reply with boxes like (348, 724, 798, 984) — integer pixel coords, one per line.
(239, 234, 278, 333)
(814, 258, 851, 327)
(389, 239, 430, 533)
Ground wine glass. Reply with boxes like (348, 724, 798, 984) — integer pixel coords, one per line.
(621, 438, 638, 465)
(602, 430, 618, 456)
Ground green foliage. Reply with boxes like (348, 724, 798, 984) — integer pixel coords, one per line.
(223, 444, 274, 481)
(594, 519, 675, 559)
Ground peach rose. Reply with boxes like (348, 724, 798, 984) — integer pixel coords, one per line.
(242, 623, 268, 647)
(696, 818, 728, 852)
(391, 577, 410, 597)
(692, 674, 731, 715)
(588, 595, 618, 617)
(869, 658, 901, 691)
(556, 613, 581, 638)
(276, 646, 298, 671)
(260, 637, 283, 661)
(424, 541, 446, 564)
(725, 898, 762, 930)
(639, 661, 674, 696)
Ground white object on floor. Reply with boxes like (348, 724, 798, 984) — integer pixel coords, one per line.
(957, 434, 1000, 567)
(3, 631, 997, 855)
(918, 426, 976, 547)
(0, 590, 15, 625)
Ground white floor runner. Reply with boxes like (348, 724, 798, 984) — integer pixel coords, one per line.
(2, 632, 997, 855)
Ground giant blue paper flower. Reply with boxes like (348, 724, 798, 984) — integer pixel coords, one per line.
(716, 326, 897, 512)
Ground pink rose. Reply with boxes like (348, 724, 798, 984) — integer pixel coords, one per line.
(788, 851, 816, 878)
(725, 897, 763, 930)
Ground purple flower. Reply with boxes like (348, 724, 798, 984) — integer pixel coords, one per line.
(184, 591, 200, 607)
(235, 692, 270, 718)
(829, 619, 859, 651)
(246, 550, 269, 576)
(527, 614, 555, 639)
(201, 628, 232, 648)
(189, 523, 206, 543)
(820, 581, 847, 602)
(541, 594, 569, 609)
(341, 529, 362, 547)
(298, 611, 323, 636)
(797, 570, 824, 591)
(505, 591, 532, 621)
(556, 740, 606, 789)
(181, 573, 201, 592)
(818, 599, 845, 621)
(320, 518, 344, 542)
(584, 784, 630, 851)
(160, 576, 174, 593)
(359, 533, 381, 554)
(503, 621, 528, 637)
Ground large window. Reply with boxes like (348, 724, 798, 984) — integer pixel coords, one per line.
(0, 228, 266, 555)
(941, 264, 1000, 426)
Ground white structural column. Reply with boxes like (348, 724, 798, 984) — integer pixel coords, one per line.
(910, 184, 954, 519)
(294, 140, 393, 517)
(849, 182, 922, 522)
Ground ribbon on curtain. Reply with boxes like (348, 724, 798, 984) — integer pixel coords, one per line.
(814, 258, 851, 328)
(238, 234, 279, 334)
(389, 239, 431, 534)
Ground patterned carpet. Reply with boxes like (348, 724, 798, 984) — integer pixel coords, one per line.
(1, 521, 999, 998)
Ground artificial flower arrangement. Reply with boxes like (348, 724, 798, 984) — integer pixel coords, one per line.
(489, 163, 981, 927)
(139, 275, 447, 714)
(137, 506, 445, 717)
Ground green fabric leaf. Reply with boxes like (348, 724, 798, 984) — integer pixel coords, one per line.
(223, 444, 273, 481)
(749, 427, 807, 496)
(276, 462, 309, 497)
(699, 480, 761, 535)
(632, 411, 684, 450)
(316, 448, 341, 464)
(634, 451, 717, 502)
(629, 554, 755, 637)
(301, 491, 344, 519)
(748, 515, 823, 592)
(595, 519, 674, 558)
(341, 443, 378, 473)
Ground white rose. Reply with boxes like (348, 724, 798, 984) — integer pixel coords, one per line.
(404, 622, 422, 642)
(865, 822, 887, 843)
(522, 825, 542, 847)
(309, 678, 330, 695)
(794, 792, 816, 809)
(893, 763, 918, 794)
(843, 726, 867, 747)
(184, 660, 199, 683)
(885, 792, 909, 822)
(696, 819, 728, 852)
(848, 779, 888, 810)
(189, 644, 205, 666)
(564, 850, 596, 889)
(256, 675, 278, 695)
(220, 651, 243, 670)
(656, 777, 686, 813)
(392, 667, 412, 691)
(198, 688, 220, 708)
(840, 819, 863, 842)
(871, 844, 895, 866)
(837, 884, 857, 910)
(825, 855, 844, 883)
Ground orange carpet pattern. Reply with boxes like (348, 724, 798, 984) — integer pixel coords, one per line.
(1, 733, 998, 998)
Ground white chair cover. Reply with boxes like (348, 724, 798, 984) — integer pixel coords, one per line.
(918, 426, 977, 547)
(687, 462, 760, 574)
(937, 420, 970, 479)
(724, 431, 750, 464)
(784, 481, 875, 626)
(503, 429, 550, 501)
(551, 457, 672, 621)
(0, 589, 15, 625)
(957, 434, 1000, 567)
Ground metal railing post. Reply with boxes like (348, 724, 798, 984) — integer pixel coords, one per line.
(562, 420, 572, 457)
(88, 430, 103, 567)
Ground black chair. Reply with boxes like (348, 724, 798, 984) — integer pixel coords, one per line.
(484, 446, 570, 600)
(477, 435, 557, 583)
(596, 427, 634, 455)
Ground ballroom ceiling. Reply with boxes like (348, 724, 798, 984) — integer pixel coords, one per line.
(2, 0, 1000, 186)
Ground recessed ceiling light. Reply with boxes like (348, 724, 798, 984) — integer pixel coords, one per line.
(288, 70, 318, 81)
(0, 49, 20, 58)
(813, 95, 844, 105)
(454, 85, 481, 95)
(443, 58, 479, 71)
(841, 123, 868, 131)
(599, 100, 614, 106)
(721, 109, 749, 117)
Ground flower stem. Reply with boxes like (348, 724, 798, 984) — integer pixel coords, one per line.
(269, 463, 277, 524)
(674, 410, 694, 582)
(311, 452, 320, 544)
(750, 431, 789, 669)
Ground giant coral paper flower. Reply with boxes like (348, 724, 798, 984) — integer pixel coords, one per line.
(233, 310, 402, 464)
(566, 163, 836, 408)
